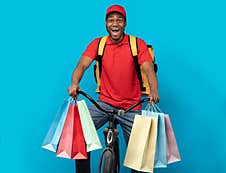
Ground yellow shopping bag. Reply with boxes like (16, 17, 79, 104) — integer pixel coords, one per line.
(124, 114, 158, 172)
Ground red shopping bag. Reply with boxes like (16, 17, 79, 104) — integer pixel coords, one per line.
(72, 106, 87, 159)
(56, 103, 87, 159)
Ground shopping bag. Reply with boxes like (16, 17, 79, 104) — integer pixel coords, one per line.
(151, 104, 181, 164)
(142, 110, 167, 168)
(77, 100, 102, 152)
(42, 98, 71, 152)
(71, 105, 87, 159)
(123, 114, 158, 172)
(56, 103, 74, 159)
(164, 114, 181, 164)
(56, 102, 87, 159)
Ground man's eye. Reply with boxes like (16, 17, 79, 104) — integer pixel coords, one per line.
(117, 19, 124, 23)
(108, 19, 114, 23)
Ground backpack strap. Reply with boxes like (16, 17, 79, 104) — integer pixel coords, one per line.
(97, 36, 107, 77)
(129, 35, 138, 56)
(98, 36, 107, 56)
(128, 35, 146, 92)
(95, 36, 107, 93)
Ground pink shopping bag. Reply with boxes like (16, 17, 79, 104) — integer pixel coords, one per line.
(164, 114, 181, 164)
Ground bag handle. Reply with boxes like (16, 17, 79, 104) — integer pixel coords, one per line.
(144, 102, 162, 113)
(151, 103, 162, 113)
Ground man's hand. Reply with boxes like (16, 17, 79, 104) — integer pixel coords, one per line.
(149, 90, 160, 103)
(68, 84, 80, 99)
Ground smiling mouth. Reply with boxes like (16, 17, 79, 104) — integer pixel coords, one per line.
(111, 28, 120, 34)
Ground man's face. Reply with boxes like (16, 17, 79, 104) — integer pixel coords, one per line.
(106, 12, 126, 43)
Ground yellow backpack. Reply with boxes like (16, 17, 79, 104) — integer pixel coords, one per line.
(94, 35, 158, 95)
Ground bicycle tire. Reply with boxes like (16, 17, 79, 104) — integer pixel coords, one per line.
(102, 150, 114, 173)
(114, 137, 120, 173)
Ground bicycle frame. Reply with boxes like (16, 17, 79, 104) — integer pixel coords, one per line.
(77, 90, 149, 173)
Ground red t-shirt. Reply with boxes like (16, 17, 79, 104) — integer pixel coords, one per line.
(82, 34, 152, 110)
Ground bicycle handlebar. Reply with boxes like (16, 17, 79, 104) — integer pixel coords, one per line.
(77, 90, 150, 115)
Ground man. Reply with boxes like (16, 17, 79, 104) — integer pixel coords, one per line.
(68, 4, 159, 173)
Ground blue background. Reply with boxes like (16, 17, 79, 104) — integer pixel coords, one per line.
(0, 0, 225, 173)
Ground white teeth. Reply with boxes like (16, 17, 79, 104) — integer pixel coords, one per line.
(112, 28, 119, 30)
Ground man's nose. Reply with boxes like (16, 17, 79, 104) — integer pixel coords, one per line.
(112, 20, 119, 25)
(112, 22, 117, 26)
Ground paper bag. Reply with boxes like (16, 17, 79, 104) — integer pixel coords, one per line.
(71, 105, 87, 159)
(56, 103, 87, 159)
(124, 115, 158, 172)
(142, 110, 167, 168)
(77, 100, 102, 152)
(56, 103, 75, 158)
(42, 98, 70, 152)
(164, 114, 181, 164)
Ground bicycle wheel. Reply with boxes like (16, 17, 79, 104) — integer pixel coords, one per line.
(102, 149, 114, 173)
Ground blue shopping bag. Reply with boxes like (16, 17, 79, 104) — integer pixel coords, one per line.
(42, 98, 71, 152)
(142, 104, 167, 168)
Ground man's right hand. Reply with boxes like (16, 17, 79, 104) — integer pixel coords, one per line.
(68, 84, 80, 99)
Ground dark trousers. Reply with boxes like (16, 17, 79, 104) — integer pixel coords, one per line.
(75, 152, 91, 173)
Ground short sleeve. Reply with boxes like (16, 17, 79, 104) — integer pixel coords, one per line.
(82, 38, 100, 60)
(137, 38, 153, 65)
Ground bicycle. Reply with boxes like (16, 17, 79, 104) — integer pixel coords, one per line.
(77, 90, 150, 173)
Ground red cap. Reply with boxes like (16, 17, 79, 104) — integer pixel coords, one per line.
(106, 5, 126, 19)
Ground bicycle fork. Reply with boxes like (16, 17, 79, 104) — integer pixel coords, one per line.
(98, 114, 120, 173)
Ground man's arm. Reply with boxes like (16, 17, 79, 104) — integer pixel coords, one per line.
(141, 61, 160, 103)
(68, 56, 93, 98)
